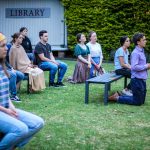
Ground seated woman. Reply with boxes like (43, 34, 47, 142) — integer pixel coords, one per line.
(114, 36, 132, 96)
(9, 32, 45, 92)
(0, 32, 44, 149)
(71, 33, 91, 83)
(87, 31, 104, 78)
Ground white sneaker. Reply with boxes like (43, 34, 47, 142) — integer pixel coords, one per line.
(122, 89, 133, 96)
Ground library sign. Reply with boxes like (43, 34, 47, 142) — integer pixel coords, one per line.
(5, 8, 50, 18)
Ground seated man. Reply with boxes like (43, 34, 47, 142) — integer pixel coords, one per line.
(35, 30, 68, 87)
(5, 60, 24, 102)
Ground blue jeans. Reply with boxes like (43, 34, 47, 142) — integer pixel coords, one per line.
(39, 60, 67, 83)
(27, 53, 34, 61)
(118, 78, 146, 105)
(0, 109, 44, 150)
(7, 70, 24, 96)
(90, 57, 100, 78)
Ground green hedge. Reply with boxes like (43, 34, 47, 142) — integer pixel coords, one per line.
(61, 0, 150, 60)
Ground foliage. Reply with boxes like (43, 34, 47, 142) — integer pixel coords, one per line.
(16, 60, 150, 149)
(61, 0, 150, 60)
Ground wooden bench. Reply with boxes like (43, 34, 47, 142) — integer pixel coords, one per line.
(85, 72, 128, 105)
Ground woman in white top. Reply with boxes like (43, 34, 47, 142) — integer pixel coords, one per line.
(87, 31, 103, 78)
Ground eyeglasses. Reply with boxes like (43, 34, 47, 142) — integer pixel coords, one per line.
(0, 44, 6, 48)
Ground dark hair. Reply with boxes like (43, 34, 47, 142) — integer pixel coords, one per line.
(20, 27, 27, 32)
(39, 30, 48, 38)
(120, 36, 128, 46)
(88, 31, 96, 41)
(11, 32, 21, 44)
(132, 33, 144, 45)
(76, 33, 83, 43)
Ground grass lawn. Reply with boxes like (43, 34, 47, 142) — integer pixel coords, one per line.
(16, 60, 150, 150)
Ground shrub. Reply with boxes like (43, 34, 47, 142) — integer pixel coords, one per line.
(61, 0, 150, 60)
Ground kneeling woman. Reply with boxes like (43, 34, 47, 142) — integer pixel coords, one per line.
(71, 33, 91, 83)
(9, 32, 45, 92)
(0, 33, 44, 149)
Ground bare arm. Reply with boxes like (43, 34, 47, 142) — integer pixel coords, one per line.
(78, 55, 91, 68)
(98, 57, 103, 67)
(0, 100, 18, 118)
(9, 48, 17, 70)
(119, 56, 131, 69)
(78, 55, 89, 64)
(38, 53, 59, 65)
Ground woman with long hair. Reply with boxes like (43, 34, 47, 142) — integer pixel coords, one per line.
(0, 32, 44, 149)
(9, 32, 45, 92)
(87, 31, 104, 78)
(71, 33, 91, 83)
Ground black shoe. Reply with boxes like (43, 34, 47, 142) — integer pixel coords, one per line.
(56, 82, 66, 87)
(49, 82, 59, 87)
(10, 95, 21, 102)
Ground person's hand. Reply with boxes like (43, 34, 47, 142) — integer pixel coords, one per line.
(127, 64, 131, 69)
(53, 61, 59, 66)
(28, 64, 33, 68)
(5, 108, 18, 118)
(96, 64, 101, 69)
(147, 63, 150, 69)
(88, 62, 91, 68)
(11, 68, 16, 73)
(33, 65, 38, 68)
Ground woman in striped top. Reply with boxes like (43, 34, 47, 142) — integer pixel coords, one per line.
(0, 33, 44, 150)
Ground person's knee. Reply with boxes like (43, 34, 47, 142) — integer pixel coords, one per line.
(13, 124, 28, 137)
(64, 64, 68, 70)
(36, 117, 44, 129)
(9, 72, 17, 79)
(51, 66, 58, 73)
(134, 102, 143, 106)
(60, 63, 68, 71)
(18, 73, 25, 80)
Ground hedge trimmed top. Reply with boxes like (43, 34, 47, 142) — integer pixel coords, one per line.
(61, 0, 150, 59)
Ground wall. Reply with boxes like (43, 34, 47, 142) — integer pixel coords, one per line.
(0, 0, 67, 48)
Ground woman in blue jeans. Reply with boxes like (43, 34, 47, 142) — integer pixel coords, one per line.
(0, 33, 44, 149)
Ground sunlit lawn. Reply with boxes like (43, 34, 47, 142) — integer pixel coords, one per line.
(15, 60, 150, 150)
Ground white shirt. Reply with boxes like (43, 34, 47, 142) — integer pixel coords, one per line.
(86, 42, 103, 58)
